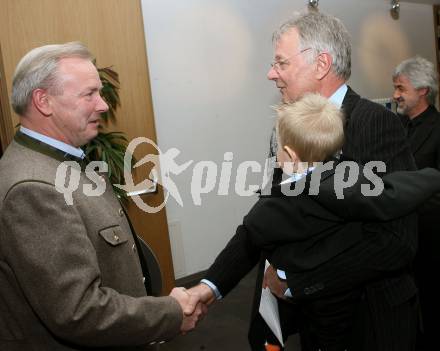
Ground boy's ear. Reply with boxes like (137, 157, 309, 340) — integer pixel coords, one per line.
(283, 145, 299, 163)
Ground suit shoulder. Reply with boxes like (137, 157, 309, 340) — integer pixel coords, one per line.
(349, 98, 403, 131)
(356, 98, 395, 117)
(245, 195, 302, 225)
(0, 142, 62, 199)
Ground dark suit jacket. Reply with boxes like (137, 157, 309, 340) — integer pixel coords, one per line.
(205, 163, 363, 297)
(401, 105, 440, 171)
(207, 87, 419, 350)
(400, 105, 440, 256)
(277, 88, 419, 301)
(0, 133, 182, 351)
(204, 163, 440, 298)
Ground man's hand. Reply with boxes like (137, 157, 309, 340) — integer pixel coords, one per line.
(263, 264, 288, 300)
(169, 287, 207, 334)
(187, 283, 216, 306)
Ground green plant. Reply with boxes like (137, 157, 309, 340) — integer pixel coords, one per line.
(84, 65, 133, 202)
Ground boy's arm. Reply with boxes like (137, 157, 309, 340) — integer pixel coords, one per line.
(315, 168, 440, 221)
(283, 252, 379, 301)
(270, 214, 417, 302)
(242, 196, 313, 248)
(272, 243, 391, 301)
(417, 153, 440, 215)
(199, 196, 305, 299)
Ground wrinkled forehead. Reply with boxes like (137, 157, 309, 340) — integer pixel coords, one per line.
(57, 57, 101, 88)
(393, 74, 411, 86)
(57, 57, 97, 76)
(274, 28, 301, 57)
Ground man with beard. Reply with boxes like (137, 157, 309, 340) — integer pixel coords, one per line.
(393, 56, 440, 351)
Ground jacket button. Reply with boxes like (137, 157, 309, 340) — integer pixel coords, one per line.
(113, 233, 120, 242)
(118, 208, 124, 217)
(132, 243, 137, 252)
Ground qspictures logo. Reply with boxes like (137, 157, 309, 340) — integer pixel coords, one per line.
(54, 137, 386, 213)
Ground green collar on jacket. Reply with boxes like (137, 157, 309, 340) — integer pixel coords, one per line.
(14, 130, 84, 163)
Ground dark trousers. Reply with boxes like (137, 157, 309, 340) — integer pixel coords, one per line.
(349, 286, 418, 351)
(248, 280, 418, 351)
(415, 227, 440, 351)
(249, 289, 362, 351)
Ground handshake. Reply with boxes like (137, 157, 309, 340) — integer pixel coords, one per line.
(168, 265, 287, 334)
(168, 283, 217, 334)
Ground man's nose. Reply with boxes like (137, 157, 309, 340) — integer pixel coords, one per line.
(96, 95, 109, 112)
(392, 90, 400, 101)
(267, 66, 279, 81)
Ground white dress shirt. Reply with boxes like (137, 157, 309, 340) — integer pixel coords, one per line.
(20, 127, 85, 159)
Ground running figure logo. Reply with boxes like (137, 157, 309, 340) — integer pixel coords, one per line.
(116, 137, 193, 213)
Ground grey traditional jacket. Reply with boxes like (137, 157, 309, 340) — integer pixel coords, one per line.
(0, 132, 182, 351)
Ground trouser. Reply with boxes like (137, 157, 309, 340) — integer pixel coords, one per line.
(249, 289, 362, 351)
(248, 280, 418, 351)
(414, 228, 440, 351)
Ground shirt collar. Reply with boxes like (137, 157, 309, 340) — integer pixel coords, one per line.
(20, 127, 85, 159)
(280, 166, 315, 185)
(408, 105, 436, 127)
(328, 84, 348, 108)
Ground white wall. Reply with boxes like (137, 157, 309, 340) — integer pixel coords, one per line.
(141, 0, 436, 278)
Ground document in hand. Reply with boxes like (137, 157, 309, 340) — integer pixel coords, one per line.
(259, 260, 284, 347)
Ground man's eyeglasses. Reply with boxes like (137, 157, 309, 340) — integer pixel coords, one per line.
(270, 48, 312, 72)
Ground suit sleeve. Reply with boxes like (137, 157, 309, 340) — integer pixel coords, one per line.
(204, 224, 261, 297)
(314, 168, 440, 221)
(0, 182, 182, 347)
(343, 102, 415, 172)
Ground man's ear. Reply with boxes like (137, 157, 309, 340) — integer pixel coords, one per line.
(315, 52, 332, 80)
(417, 87, 429, 99)
(31, 89, 52, 116)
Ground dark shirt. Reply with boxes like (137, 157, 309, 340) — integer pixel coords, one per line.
(401, 105, 436, 140)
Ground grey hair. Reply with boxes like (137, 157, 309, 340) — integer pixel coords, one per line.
(393, 56, 438, 105)
(273, 11, 351, 81)
(11, 42, 93, 116)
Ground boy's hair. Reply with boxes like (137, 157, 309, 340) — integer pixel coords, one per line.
(276, 93, 344, 163)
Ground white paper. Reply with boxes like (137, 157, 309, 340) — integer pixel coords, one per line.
(258, 260, 284, 347)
